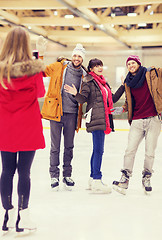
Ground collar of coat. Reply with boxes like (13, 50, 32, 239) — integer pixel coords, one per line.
(0, 59, 45, 78)
(83, 74, 93, 82)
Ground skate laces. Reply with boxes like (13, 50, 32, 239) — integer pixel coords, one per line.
(120, 174, 128, 183)
(51, 178, 59, 184)
(65, 177, 74, 183)
(143, 176, 151, 187)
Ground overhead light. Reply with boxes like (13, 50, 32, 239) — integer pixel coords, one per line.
(64, 15, 74, 19)
(82, 24, 90, 28)
(138, 23, 147, 27)
(111, 24, 114, 27)
(127, 13, 137, 17)
(98, 24, 105, 29)
(103, 66, 108, 70)
(111, 13, 115, 17)
(53, 11, 58, 16)
(28, 26, 32, 29)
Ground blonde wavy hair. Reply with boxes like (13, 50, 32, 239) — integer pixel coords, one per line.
(0, 26, 32, 88)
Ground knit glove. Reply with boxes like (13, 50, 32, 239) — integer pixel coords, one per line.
(111, 107, 123, 115)
(36, 36, 47, 56)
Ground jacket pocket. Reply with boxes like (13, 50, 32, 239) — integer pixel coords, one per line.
(85, 108, 92, 123)
(41, 97, 60, 118)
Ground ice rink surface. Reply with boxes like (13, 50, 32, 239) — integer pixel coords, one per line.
(0, 119, 162, 240)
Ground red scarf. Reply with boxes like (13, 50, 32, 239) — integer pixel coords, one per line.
(89, 72, 113, 134)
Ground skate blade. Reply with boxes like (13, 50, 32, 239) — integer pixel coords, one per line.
(91, 188, 112, 194)
(144, 189, 152, 195)
(16, 228, 37, 237)
(2, 229, 14, 236)
(142, 186, 152, 195)
(51, 186, 59, 192)
(113, 185, 127, 195)
(63, 183, 73, 191)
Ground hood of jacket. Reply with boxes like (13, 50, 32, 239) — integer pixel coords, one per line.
(83, 74, 93, 83)
(0, 59, 45, 78)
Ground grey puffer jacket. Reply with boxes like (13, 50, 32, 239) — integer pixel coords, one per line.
(75, 74, 125, 132)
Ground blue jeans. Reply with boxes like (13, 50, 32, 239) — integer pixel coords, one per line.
(90, 130, 105, 179)
(123, 116, 161, 174)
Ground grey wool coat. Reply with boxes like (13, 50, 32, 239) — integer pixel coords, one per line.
(75, 74, 125, 132)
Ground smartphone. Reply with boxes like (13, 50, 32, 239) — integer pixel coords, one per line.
(32, 50, 39, 59)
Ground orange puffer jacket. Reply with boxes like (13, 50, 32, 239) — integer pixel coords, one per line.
(41, 58, 86, 131)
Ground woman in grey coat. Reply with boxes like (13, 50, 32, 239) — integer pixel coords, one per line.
(64, 58, 124, 193)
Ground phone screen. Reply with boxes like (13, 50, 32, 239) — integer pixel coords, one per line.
(33, 50, 39, 59)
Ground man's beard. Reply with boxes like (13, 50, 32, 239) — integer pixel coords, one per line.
(72, 61, 82, 69)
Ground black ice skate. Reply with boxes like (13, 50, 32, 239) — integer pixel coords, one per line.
(63, 177, 75, 191)
(51, 178, 59, 191)
(142, 170, 152, 194)
(112, 170, 130, 195)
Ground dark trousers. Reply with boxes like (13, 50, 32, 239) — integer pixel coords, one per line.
(49, 113, 77, 179)
(90, 130, 105, 179)
(0, 151, 35, 210)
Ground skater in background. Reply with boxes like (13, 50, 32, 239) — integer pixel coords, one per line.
(36, 37, 87, 191)
(0, 27, 45, 232)
(112, 55, 162, 195)
(64, 58, 125, 194)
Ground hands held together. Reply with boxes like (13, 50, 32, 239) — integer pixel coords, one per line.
(111, 107, 124, 115)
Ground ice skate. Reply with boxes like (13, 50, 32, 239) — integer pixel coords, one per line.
(51, 178, 59, 191)
(86, 177, 93, 190)
(112, 170, 130, 195)
(91, 179, 112, 194)
(16, 208, 37, 233)
(2, 207, 16, 231)
(142, 170, 152, 195)
(63, 177, 75, 191)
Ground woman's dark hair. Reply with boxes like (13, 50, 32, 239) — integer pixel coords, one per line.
(87, 58, 103, 72)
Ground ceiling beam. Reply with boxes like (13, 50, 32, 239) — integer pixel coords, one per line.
(0, 0, 161, 9)
(19, 13, 162, 27)
(102, 14, 162, 25)
(76, 0, 162, 8)
(56, 0, 131, 48)
(20, 16, 89, 26)
(0, 13, 67, 47)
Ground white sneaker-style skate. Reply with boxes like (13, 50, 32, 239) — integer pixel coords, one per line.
(87, 177, 93, 190)
(91, 179, 112, 194)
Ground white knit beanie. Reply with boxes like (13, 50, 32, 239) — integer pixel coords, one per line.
(72, 43, 86, 61)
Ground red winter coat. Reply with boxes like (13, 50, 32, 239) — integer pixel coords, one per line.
(0, 59, 46, 152)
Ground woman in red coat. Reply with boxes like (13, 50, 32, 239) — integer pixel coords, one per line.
(0, 27, 45, 232)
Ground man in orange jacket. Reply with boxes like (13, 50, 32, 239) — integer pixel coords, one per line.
(37, 39, 87, 191)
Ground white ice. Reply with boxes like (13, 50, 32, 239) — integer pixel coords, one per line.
(0, 119, 162, 240)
